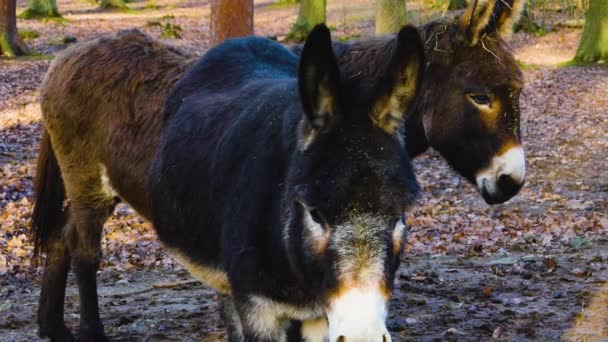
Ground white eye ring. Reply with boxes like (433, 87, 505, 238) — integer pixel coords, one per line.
(392, 215, 408, 253)
(303, 208, 326, 240)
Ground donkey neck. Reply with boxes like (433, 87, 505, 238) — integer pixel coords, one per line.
(405, 18, 459, 158)
(335, 35, 430, 158)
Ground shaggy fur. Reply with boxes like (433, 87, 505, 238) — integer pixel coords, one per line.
(31, 1, 526, 340)
(297, 0, 527, 204)
(33, 29, 193, 341)
(147, 25, 423, 341)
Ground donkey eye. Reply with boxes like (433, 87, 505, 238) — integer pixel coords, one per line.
(309, 208, 325, 225)
(469, 94, 492, 106)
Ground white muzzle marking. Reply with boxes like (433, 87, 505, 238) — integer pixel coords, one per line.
(326, 287, 390, 342)
(475, 145, 526, 198)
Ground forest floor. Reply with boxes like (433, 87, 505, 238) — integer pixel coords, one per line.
(1, 0, 607, 341)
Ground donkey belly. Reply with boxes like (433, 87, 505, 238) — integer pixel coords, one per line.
(168, 250, 231, 294)
(101, 129, 159, 220)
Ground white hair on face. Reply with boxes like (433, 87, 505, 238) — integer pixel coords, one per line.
(326, 287, 391, 342)
(322, 214, 392, 341)
(475, 145, 526, 196)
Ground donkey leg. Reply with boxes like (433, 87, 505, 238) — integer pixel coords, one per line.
(234, 297, 289, 342)
(219, 294, 244, 342)
(38, 221, 75, 342)
(68, 199, 115, 342)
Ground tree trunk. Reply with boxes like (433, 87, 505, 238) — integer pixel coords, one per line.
(448, 0, 467, 10)
(375, 0, 406, 35)
(515, 2, 542, 33)
(100, 0, 127, 10)
(575, 0, 608, 63)
(287, 0, 325, 42)
(210, 0, 254, 46)
(20, 0, 60, 19)
(0, 0, 25, 57)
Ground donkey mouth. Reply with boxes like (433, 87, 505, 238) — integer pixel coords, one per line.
(480, 178, 522, 205)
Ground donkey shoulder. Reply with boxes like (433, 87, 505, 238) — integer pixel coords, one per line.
(163, 37, 298, 121)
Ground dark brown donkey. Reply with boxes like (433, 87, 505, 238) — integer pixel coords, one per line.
(32, 1, 526, 340)
(320, 0, 527, 205)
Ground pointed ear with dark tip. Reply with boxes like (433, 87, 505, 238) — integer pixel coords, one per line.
(298, 24, 341, 150)
(458, 0, 497, 45)
(459, 0, 526, 45)
(371, 25, 425, 136)
(489, 0, 526, 38)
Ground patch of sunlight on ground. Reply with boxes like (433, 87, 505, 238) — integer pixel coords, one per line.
(563, 281, 608, 341)
(0, 103, 42, 128)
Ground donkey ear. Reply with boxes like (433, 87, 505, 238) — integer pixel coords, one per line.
(371, 25, 424, 135)
(298, 24, 341, 149)
(489, 0, 526, 38)
(459, 0, 526, 45)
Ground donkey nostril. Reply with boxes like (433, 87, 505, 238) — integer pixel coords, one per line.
(383, 334, 388, 342)
(497, 174, 520, 196)
(337, 336, 346, 342)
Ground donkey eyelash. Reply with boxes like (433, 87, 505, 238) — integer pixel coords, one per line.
(468, 94, 492, 106)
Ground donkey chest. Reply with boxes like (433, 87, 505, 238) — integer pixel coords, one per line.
(248, 295, 324, 322)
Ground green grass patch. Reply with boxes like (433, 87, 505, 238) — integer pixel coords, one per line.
(559, 59, 608, 68)
(267, 1, 299, 10)
(144, 0, 160, 10)
(40, 16, 69, 25)
(516, 60, 539, 70)
(17, 52, 54, 61)
(147, 15, 182, 39)
(160, 23, 182, 39)
(19, 29, 40, 40)
(18, 8, 62, 20)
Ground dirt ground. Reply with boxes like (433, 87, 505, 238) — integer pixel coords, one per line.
(1, 0, 607, 341)
(0, 240, 606, 341)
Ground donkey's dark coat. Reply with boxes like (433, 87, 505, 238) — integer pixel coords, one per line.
(148, 25, 423, 341)
(290, 0, 526, 204)
(32, 1, 527, 340)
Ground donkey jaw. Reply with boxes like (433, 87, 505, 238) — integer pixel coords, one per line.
(326, 287, 391, 342)
(476, 145, 526, 204)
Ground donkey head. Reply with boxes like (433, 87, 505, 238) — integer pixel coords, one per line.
(414, 0, 526, 204)
(284, 24, 424, 341)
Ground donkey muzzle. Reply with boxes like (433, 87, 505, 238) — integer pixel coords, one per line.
(326, 287, 391, 342)
(476, 145, 526, 204)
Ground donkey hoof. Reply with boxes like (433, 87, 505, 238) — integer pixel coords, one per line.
(78, 329, 109, 342)
(44, 324, 76, 342)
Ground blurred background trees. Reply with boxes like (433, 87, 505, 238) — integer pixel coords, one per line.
(375, 0, 406, 34)
(574, 0, 607, 63)
(210, 0, 253, 46)
(20, 0, 60, 19)
(287, 0, 326, 41)
(0, 0, 24, 56)
(2, 0, 605, 64)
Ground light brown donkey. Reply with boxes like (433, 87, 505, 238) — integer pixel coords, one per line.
(32, 29, 194, 341)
